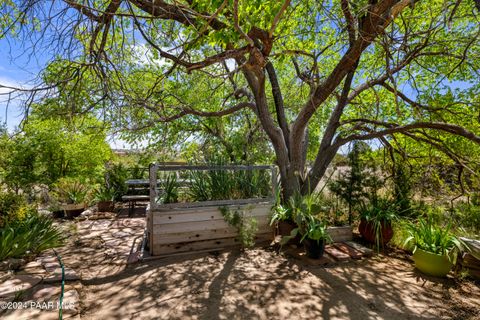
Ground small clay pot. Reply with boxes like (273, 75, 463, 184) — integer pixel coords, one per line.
(277, 220, 302, 245)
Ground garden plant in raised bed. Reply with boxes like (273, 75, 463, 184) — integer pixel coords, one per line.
(147, 164, 275, 256)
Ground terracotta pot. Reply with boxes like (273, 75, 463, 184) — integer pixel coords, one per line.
(359, 219, 393, 245)
(303, 239, 326, 259)
(277, 220, 302, 245)
(97, 200, 115, 212)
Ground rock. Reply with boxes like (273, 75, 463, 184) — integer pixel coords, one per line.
(32, 284, 62, 301)
(0, 274, 42, 298)
(0, 270, 14, 282)
(22, 261, 43, 269)
(62, 289, 80, 314)
(38, 256, 58, 265)
(80, 209, 94, 217)
(20, 261, 47, 277)
(43, 262, 60, 273)
(0, 258, 26, 271)
(38, 209, 52, 216)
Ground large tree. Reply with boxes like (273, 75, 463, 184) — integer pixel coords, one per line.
(1, 0, 480, 199)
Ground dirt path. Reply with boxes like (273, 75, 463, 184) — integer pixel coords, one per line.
(20, 217, 480, 320)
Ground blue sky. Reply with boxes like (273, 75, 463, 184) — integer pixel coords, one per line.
(0, 34, 50, 131)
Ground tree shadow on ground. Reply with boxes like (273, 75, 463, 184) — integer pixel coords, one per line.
(53, 218, 480, 319)
(77, 246, 480, 320)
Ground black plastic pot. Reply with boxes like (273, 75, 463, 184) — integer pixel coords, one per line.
(303, 238, 326, 259)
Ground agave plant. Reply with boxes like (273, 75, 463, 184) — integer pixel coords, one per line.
(56, 179, 88, 204)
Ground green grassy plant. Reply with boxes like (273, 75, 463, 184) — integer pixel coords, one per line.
(404, 216, 464, 260)
(220, 206, 258, 249)
(161, 173, 179, 204)
(359, 198, 398, 250)
(0, 211, 64, 261)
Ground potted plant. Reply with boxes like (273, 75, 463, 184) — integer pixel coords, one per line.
(270, 203, 296, 236)
(299, 218, 332, 259)
(404, 217, 464, 277)
(280, 193, 332, 258)
(56, 179, 88, 219)
(358, 198, 397, 248)
(95, 186, 115, 212)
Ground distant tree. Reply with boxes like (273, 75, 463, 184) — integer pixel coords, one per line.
(329, 142, 382, 223)
(0, 108, 112, 192)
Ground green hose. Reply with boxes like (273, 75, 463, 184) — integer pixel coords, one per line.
(53, 250, 65, 320)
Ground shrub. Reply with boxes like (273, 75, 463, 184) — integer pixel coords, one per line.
(449, 202, 480, 236)
(0, 192, 31, 227)
(0, 211, 64, 260)
(105, 163, 129, 201)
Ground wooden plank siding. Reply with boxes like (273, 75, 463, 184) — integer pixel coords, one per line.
(148, 202, 274, 256)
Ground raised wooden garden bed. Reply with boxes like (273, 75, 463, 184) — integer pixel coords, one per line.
(147, 202, 273, 256)
(146, 164, 276, 256)
(326, 225, 353, 242)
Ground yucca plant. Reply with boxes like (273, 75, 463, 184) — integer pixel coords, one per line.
(161, 173, 179, 204)
(188, 170, 211, 201)
(404, 216, 464, 259)
(56, 179, 88, 204)
(209, 169, 234, 200)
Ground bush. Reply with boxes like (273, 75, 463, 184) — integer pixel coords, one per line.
(0, 211, 64, 260)
(0, 192, 31, 227)
(450, 202, 480, 236)
(105, 163, 129, 201)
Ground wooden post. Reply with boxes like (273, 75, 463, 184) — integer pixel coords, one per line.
(271, 165, 278, 199)
(149, 163, 158, 210)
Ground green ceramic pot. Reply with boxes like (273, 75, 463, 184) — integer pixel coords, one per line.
(413, 248, 453, 277)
